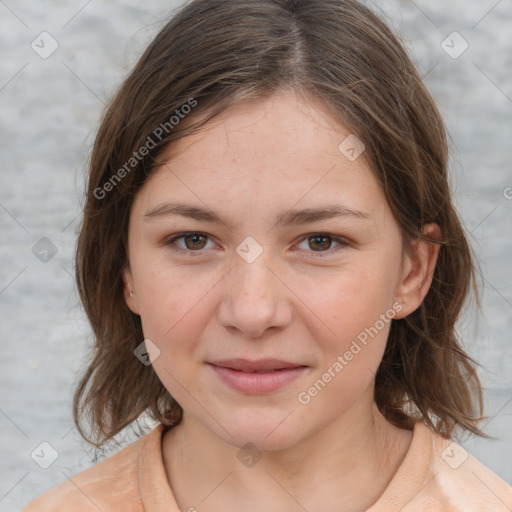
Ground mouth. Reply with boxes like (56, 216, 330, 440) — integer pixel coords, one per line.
(207, 359, 309, 394)
(208, 358, 307, 372)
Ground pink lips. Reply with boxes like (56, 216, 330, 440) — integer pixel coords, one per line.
(208, 358, 308, 394)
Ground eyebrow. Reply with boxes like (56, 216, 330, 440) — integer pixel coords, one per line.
(144, 201, 371, 229)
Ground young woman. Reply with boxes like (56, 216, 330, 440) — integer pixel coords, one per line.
(23, 0, 512, 510)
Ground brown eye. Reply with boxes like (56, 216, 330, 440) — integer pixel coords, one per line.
(163, 232, 215, 255)
(296, 233, 348, 257)
(182, 233, 208, 250)
(308, 235, 333, 251)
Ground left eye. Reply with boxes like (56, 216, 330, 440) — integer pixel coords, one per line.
(162, 232, 347, 257)
(296, 234, 346, 256)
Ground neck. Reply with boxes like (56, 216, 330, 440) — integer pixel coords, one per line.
(162, 394, 413, 512)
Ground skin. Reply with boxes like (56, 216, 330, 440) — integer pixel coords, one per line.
(123, 89, 440, 512)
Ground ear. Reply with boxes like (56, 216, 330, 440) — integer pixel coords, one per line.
(393, 223, 441, 319)
(122, 264, 141, 315)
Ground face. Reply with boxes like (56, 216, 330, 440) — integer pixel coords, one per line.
(123, 90, 428, 451)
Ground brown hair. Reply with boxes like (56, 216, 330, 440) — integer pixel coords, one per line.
(74, 0, 486, 447)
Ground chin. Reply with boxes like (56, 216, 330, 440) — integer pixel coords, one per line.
(212, 411, 306, 452)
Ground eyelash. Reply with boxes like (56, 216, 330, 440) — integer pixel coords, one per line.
(161, 231, 349, 258)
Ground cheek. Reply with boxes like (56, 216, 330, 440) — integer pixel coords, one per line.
(308, 258, 400, 385)
(138, 277, 204, 339)
(294, 270, 396, 416)
(134, 259, 223, 361)
(322, 261, 398, 332)
(136, 268, 214, 402)
(140, 302, 195, 347)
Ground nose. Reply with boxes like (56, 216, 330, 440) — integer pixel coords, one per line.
(217, 251, 293, 338)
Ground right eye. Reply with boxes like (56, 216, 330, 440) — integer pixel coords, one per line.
(162, 231, 217, 255)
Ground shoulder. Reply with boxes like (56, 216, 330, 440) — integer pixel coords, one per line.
(413, 422, 512, 511)
(371, 421, 512, 511)
(21, 424, 166, 512)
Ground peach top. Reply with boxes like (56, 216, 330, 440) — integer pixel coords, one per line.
(22, 421, 512, 511)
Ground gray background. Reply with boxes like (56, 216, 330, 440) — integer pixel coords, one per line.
(0, 0, 511, 510)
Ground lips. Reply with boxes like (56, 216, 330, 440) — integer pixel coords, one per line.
(208, 358, 306, 373)
(208, 360, 308, 394)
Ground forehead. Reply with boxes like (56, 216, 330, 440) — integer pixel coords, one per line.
(133, 90, 386, 221)
(159, 90, 361, 166)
